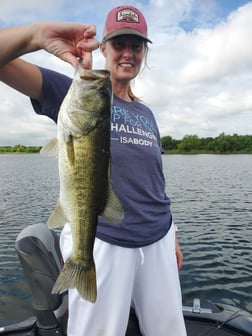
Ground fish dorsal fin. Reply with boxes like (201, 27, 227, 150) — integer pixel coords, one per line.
(100, 182, 124, 224)
(40, 139, 58, 156)
(47, 200, 68, 228)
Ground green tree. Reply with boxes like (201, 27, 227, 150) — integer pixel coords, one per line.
(162, 136, 178, 150)
(177, 135, 200, 152)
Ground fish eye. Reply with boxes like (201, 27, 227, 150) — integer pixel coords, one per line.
(99, 87, 109, 98)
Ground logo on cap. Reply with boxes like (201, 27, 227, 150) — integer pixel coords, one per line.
(116, 9, 140, 24)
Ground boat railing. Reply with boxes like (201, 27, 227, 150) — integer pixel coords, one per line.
(183, 298, 212, 314)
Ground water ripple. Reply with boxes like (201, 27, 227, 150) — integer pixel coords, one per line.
(163, 154, 252, 313)
(0, 154, 251, 323)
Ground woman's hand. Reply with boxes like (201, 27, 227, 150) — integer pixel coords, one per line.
(175, 233, 183, 270)
(38, 21, 100, 68)
(0, 21, 100, 69)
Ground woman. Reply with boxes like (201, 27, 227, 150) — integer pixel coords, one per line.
(0, 5, 186, 336)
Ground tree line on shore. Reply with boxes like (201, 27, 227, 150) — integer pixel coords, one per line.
(0, 133, 252, 154)
(162, 133, 252, 154)
(0, 144, 42, 153)
(162, 133, 252, 153)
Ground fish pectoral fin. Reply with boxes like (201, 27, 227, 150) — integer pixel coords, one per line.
(40, 139, 58, 156)
(47, 200, 68, 228)
(65, 138, 75, 165)
(100, 184, 124, 224)
(63, 131, 75, 165)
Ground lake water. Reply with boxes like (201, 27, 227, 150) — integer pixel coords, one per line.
(0, 154, 251, 324)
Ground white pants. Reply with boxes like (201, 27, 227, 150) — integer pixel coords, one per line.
(60, 224, 187, 336)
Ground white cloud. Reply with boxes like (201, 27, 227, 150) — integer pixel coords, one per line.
(0, 0, 63, 24)
(133, 1, 252, 138)
(178, 3, 252, 84)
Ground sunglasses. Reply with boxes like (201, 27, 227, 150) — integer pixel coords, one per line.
(109, 37, 145, 53)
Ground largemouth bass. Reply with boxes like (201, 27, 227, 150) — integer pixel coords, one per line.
(43, 62, 124, 303)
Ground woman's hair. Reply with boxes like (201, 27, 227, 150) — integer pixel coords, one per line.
(129, 42, 148, 102)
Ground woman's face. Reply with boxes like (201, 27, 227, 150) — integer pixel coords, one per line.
(101, 35, 146, 83)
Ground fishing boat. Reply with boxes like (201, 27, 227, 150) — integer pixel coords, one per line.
(1, 223, 252, 336)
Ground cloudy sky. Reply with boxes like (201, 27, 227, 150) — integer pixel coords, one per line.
(0, 0, 252, 145)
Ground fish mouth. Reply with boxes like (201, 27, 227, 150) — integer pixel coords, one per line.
(74, 68, 111, 94)
(78, 68, 110, 80)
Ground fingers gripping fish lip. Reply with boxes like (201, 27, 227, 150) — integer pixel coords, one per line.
(77, 61, 110, 80)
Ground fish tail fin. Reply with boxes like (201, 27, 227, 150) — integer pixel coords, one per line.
(76, 260, 97, 303)
(52, 257, 97, 303)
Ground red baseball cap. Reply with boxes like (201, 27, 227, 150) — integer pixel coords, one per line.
(102, 6, 152, 43)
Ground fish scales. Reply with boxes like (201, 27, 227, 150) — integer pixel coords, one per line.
(44, 63, 124, 303)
